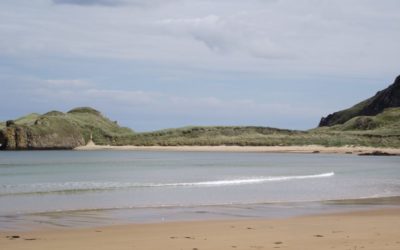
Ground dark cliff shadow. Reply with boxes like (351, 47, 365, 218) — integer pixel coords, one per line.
(0, 130, 6, 150)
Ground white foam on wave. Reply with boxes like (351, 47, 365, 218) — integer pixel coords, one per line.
(156, 172, 335, 187)
(0, 172, 335, 195)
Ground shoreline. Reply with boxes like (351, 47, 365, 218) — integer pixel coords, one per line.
(2, 196, 400, 233)
(2, 207, 400, 250)
(75, 144, 400, 155)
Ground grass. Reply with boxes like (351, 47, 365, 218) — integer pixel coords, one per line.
(1, 107, 399, 148)
(321, 98, 374, 126)
(320, 76, 399, 126)
(310, 108, 400, 147)
(123, 108, 400, 148)
(315, 108, 400, 134)
(1, 107, 135, 147)
(66, 108, 134, 144)
(0, 113, 40, 130)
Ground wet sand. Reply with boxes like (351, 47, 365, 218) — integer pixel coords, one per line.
(2, 208, 400, 250)
(75, 144, 400, 155)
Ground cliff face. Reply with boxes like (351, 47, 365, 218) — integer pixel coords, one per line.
(319, 75, 400, 127)
(0, 119, 85, 150)
(5, 126, 28, 150)
(0, 107, 134, 150)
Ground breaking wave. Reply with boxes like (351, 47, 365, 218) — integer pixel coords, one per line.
(0, 172, 334, 196)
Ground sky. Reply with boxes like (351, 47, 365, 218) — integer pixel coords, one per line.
(0, 0, 399, 131)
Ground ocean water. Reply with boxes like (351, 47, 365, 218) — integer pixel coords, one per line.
(0, 151, 399, 230)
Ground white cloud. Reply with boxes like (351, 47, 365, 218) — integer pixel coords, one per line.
(51, 0, 176, 7)
(44, 79, 92, 88)
(84, 89, 162, 105)
(0, 0, 399, 76)
(157, 14, 293, 59)
(29, 78, 324, 119)
(0, 0, 399, 130)
(52, 0, 125, 6)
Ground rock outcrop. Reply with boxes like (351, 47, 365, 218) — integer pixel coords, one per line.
(319, 75, 400, 127)
(0, 107, 134, 150)
(0, 119, 85, 150)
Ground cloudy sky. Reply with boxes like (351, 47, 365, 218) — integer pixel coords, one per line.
(0, 0, 399, 131)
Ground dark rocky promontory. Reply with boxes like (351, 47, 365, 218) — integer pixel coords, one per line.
(319, 75, 400, 127)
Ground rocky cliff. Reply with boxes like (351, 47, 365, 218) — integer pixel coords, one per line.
(0, 122, 85, 150)
(319, 75, 400, 127)
(0, 107, 134, 150)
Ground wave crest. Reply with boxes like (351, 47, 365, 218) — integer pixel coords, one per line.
(0, 172, 334, 196)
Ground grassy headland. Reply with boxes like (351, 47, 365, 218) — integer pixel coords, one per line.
(319, 75, 400, 126)
(1, 107, 400, 149)
(123, 110, 400, 148)
(1, 75, 400, 150)
(0, 107, 134, 150)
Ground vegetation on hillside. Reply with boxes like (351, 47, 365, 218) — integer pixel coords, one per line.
(1, 106, 399, 149)
(65, 107, 134, 144)
(123, 108, 399, 148)
(319, 75, 400, 127)
(310, 107, 400, 147)
(0, 107, 134, 149)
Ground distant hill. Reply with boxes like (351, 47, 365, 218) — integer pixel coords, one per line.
(127, 109, 400, 147)
(319, 75, 400, 127)
(0, 107, 134, 150)
(127, 126, 305, 146)
(2, 77, 400, 150)
(313, 107, 400, 135)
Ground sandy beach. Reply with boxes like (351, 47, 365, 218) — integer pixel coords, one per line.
(75, 144, 400, 155)
(1, 208, 400, 250)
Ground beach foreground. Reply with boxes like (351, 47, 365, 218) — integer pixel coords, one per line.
(2, 208, 400, 250)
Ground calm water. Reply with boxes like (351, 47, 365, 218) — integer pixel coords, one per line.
(0, 151, 399, 230)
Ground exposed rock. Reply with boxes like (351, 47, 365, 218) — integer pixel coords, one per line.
(6, 120, 15, 127)
(0, 131, 5, 149)
(4, 127, 17, 150)
(15, 126, 28, 149)
(319, 75, 400, 127)
(0, 107, 134, 150)
(0, 123, 85, 150)
(359, 151, 399, 156)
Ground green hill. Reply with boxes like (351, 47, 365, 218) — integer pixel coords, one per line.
(123, 109, 399, 148)
(310, 107, 400, 147)
(0, 107, 134, 150)
(319, 75, 400, 127)
(125, 126, 306, 146)
(320, 108, 400, 134)
(1, 75, 400, 150)
(1, 106, 400, 150)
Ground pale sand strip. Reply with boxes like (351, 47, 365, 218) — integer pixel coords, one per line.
(1, 208, 400, 250)
(75, 144, 400, 155)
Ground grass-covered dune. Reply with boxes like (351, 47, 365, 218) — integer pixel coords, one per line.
(124, 126, 306, 146)
(1, 75, 400, 151)
(310, 107, 400, 148)
(1, 107, 400, 150)
(315, 107, 400, 134)
(123, 108, 399, 148)
(0, 107, 134, 150)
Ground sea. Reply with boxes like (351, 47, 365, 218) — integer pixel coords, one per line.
(0, 150, 399, 231)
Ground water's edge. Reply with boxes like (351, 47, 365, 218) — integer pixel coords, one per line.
(2, 196, 399, 232)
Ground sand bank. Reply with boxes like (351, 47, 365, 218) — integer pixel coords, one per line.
(75, 144, 400, 155)
(2, 208, 400, 250)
